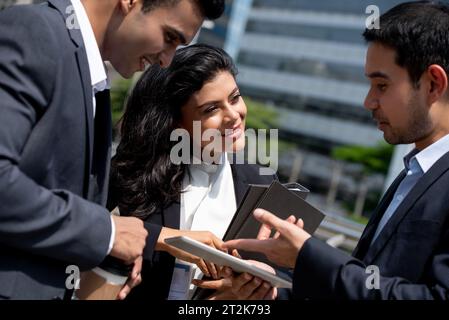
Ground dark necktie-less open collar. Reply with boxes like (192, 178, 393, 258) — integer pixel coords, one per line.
(369, 156, 423, 245)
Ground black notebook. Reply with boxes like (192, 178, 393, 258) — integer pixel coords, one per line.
(224, 181, 324, 240)
(223, 181, 325, 264)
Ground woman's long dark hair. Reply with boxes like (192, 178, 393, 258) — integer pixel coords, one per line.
(110, 44, 238, 219)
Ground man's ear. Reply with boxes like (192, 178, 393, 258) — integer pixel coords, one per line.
(426, 64, 448, 104)
(119, 0, 137, 15)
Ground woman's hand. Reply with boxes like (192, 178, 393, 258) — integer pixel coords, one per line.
(192, 250, 277, 300)
(156, 227, 224, 279)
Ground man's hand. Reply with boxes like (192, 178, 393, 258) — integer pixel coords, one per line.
(223, 209, 311, 268)
(156, 228, 224, 279)
(116, 256, 143, 300)
(110, 215, 148, 264)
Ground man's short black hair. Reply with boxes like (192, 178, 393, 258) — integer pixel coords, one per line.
(142, 0, 225, 20)
(363, 1, 449, 88)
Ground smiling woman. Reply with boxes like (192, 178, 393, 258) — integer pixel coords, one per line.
(108, 44, 278, 300)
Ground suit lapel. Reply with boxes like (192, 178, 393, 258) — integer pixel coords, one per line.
(352, 171, 405, 259)
(231, 164, 249, 206)
(363, 150, 449, 264)
(75, 50, 95, 174)
(163, 201, 181, 229)
(48, 0, 84, 46)
(48, 0, 94, 183)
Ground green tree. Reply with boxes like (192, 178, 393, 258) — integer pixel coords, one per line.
(244, 97, 296, 171)
(245, 97, 296, 153)
(110, 78, 132, 140)
(245, 97, 279, 130)
(332, 142, 394, 175)
(331, 142, 394, 221)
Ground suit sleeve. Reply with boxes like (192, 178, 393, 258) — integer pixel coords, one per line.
(143, 222, 163, 261)
(292, 236, 449, 300)
(0, 8, 111, 269)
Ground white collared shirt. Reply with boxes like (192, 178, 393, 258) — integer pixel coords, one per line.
(70, 0, 110, 117)
(168, 153, 237, 300)
(181, 153, 237, 236)
(414, 133, 449, 173)
(370, 134, 449, 244)
(70, 0, 114, 254)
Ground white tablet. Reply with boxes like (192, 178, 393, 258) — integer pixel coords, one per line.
(164, 236, 292, 289)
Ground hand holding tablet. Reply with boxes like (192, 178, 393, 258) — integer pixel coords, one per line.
(164, 236, 292, 289)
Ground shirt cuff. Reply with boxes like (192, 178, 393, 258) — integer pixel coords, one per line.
(107, 215, 115, 255)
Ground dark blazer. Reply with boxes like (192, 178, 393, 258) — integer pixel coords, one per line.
(292, 150, 449, 300)
(124, 163, 276, 300)
(0, 1, 112, 299)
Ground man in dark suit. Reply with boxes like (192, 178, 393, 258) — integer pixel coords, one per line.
(0, 0, 224, 299)
(224, 1, 449, 300)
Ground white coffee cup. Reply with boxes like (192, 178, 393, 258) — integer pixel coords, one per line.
(75, 257, 130, 300)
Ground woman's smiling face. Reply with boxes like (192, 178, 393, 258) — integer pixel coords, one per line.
(180, 71, 247, 156)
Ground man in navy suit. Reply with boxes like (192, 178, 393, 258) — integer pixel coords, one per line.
(225, 1, 449, 300)
(0, 0, 224, 299)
